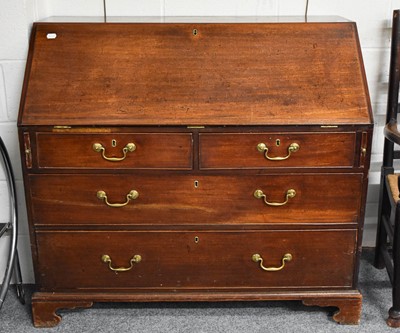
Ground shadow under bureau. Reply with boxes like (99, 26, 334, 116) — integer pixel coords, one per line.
(18, 17, 373, 327)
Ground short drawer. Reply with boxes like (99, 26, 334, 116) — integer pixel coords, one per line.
(28, 173, 362, 226)
(199, 132, 356, 169)
(35, 229, 356, 291)
(35, 132, 193, 169)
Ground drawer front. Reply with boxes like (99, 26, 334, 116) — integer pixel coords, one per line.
(29, 173, 362, 226)
(35, 132, 193, 169)
(35, 230, 356, 290)
(199, 132, 356, 169)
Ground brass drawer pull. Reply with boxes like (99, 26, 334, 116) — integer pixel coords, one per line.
(97, 190, 139, 208)
(93, 142, 136, 162)
(257, 142, 299, 160)
(252, 253, 292, 272)
(101, 254, 142, 272)
(254, 189, 296, 206)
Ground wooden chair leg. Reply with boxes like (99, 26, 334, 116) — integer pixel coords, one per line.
(388, 205, 400, 327)
(375, 167, 392, 269)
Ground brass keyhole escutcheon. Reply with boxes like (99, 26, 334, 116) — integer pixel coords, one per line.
(194, 180, 199, 188)
(276, 139, 281, 146)
(193, 29, 198, 36)
(194, 236, 200, 243)
(112, 139, 117, 147)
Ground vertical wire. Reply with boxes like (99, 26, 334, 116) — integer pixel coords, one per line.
(103, 0, 107, 23)
(305, 0, 309, 21)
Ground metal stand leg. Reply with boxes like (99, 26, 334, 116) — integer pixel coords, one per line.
(14, 253, 25, 304)
(0, 136, 24, 309)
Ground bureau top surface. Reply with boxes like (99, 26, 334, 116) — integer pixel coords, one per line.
(19, 19, 372, 126)
(38, 16, 351, 23)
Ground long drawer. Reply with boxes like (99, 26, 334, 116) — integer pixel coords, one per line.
(35, 132, 193, 169)
(28, 173, 363, 226)
(35, 229, 356, 290)
(199, 132, 357, 169)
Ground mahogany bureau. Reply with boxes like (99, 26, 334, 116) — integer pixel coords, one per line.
(18, 17, 373, 327)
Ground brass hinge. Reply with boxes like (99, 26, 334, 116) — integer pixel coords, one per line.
(53, 125, 72, 129)
(187, 125, 205, 129)
(360, 132, 368, 167)
(23, 132, 32, 169)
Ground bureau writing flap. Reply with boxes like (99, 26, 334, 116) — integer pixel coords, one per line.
(19, 20, 372, 126)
